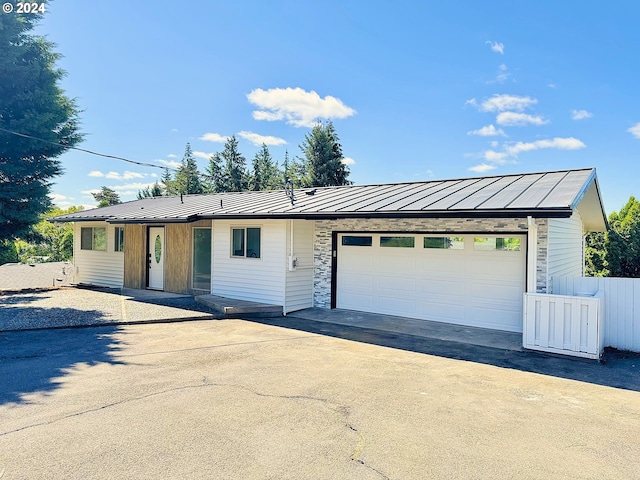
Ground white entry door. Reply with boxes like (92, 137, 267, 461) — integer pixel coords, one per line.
(337, 233, 526, 332)
(148, 227, 165, 290)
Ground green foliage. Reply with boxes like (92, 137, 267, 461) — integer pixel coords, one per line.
(0, 6, 83, 239)
(161, 167, 176, 195)
(221, 136, 248, 192)
(92, 186, 121, 207)
(0, 239, 18, 265)
(282, 149, 308, 188)
(299, 122, 350, 187)
(605, 196, 640, 278)
(250, 144, 281, 191)
(14, 205, 82, 263)
(584, 232, 606, 276)
(174, 143, 204, 194)
(204, 152, 225, 193)
(137, 182, 163, 199)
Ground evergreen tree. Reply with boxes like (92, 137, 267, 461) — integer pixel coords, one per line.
(204, 152, 225, 193)
(92, 186, 121, 207)
(0, 9, 83, 239)
(220, 136, 248, 192)
(137, 182, 163, 199)
(174, 143, 204, 194)
(299, 122, 350, 187)
(282, 149, 307, 188)
(250, 144, 281, 191)
(161, 167, 177, 196)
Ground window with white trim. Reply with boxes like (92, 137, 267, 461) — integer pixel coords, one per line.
(80, 227, 107, 251)
(231, 227, 261, 258)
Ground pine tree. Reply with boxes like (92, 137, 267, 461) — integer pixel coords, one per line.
(0, 10, 83, 239)
(220, 136, 248, 192)
(250, 144, 281, 191)
(137, 182, 163, 199)
(161, 167, 177, 195)
(204, 153, 225, 193)
(300, 122, 350, 187)
(174, 143, 204, 194)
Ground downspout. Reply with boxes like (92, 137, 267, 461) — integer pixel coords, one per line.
(527, 216, 538, 293)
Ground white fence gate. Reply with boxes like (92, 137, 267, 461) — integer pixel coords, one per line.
(552, 276, 640, 353)
(523, 292, 604, 360)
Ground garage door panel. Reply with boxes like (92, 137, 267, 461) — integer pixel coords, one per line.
(418, 301, 465, 322)
(376, 296, 416, 315)
(378, 255, 416, 273)
(339, 292, 374, 310)
(337, 233, 525, 333)
(378, 274, 416, 292)
(339, 273, 373, 291)
(418, 278, 465, 296)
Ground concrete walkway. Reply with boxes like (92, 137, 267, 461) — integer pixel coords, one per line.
(289, 307, 523, 351)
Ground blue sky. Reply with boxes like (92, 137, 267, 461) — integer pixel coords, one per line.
(36, 1, 640, 214)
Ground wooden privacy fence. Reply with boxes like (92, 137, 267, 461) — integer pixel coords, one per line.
(552, 276, 640, 353)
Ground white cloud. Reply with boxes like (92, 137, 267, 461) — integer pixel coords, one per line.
(496, 112, 548, 126)
(88, 170, 104, 177)
(193, 151, 214, 160)
(505, 137, 586, 156)
(237, 131, 287, 146)
(469, 163, 498, 173)
(571, 109, 593, 120)
(483, 150, 509, 164)
(471, 94, 538, 113)
(167, 153, 177, 158)
(486, 41, 504, 54)
(104, 171, 146, 181)
(628, 123, 640, 138)
(490, 140, 499, 148)
(467, 124, 506, 137)
(109, 182, 158, 192)
(341, 157, 356, 165)
(81, 189, 100, 195)
(156, 159, 181, 169)
(247, 87, 356, 128)
(496, 64, 510, 83)
(199, 132, 229, 143)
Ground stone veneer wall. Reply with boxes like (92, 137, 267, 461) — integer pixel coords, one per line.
(313, 217, 549, 309)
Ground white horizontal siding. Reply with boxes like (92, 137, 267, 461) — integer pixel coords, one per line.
(547, 213, 583, 283)
(285, 220, 314, 313)
(211, 220, 286, 305)
(73, 222, 124, 288)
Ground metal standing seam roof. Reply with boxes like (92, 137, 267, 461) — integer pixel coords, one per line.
(51, 168, 605, 226)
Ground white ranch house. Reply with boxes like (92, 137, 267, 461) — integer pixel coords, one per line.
(54, 168, 607, 341)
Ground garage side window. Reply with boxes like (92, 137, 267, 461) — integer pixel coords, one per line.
(231, 227, 261, 258)
(423, 236, 464, 249)
(80, 227, 106, 251)
(474, 237, 521, 251)
(342, 236, 372, 246)
(380, 236, 415, 248)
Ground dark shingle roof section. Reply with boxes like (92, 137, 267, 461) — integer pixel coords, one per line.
(52, 168, 600, 223)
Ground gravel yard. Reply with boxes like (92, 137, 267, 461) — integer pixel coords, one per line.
(0, 287, 218, 332)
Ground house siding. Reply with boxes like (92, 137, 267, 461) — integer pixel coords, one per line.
(165, 220, 212, 294)
(73, 221, 124, 288)
(547, 212, 583, 291)
(124, 224, 146, 289)
(313, 217, 549, 308)
(284, 220, 315, 313)
(212, 219, 286, 305)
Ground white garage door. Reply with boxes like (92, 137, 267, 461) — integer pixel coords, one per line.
(337, 233, 526, 332)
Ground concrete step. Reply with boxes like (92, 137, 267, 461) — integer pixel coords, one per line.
(195, 294, 283, 317)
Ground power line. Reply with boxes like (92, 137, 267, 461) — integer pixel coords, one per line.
(0, 126, 178, 172)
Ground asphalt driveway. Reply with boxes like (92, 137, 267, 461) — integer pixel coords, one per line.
(1, 319, 639, 479)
